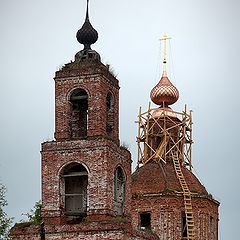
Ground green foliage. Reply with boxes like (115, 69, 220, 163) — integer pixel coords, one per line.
(0, 183, 13, 240)
(24, 201, 42, 225)
(208, 193, 213, 199)
(164, 188, 176, 193)
(106, 63, 118, 78)
(120, 142, 130, 151)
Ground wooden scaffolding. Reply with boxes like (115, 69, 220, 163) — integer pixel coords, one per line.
(136, 104, 195, 239)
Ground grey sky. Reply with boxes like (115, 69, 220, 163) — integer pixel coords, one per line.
(0, 0, 239, 239)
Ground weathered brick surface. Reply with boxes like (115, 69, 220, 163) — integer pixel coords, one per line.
(131, 194, 219, 239)
(10, 224, 40, 240)
(131, 161, 219, 239)
(41, 138, 132, 224)
(11, 220, 159, 240)
(54, 61, 119, 144)
(11, 56, 158, 239)
(10, 55, 219, 239)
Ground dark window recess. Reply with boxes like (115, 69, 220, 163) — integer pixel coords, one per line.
(106, 123, 113, 134)
(62, 163, 88, 222)
(182, 212, 188, 238)
(106, 92, 114, 135)
(140, 212, 151, 230)
(40, 222, 45, 240)
(70, 89, 88, 139)
(210, 216, 214, 240)
(106, 92, 113, 111)
(114, 167, 125, 215)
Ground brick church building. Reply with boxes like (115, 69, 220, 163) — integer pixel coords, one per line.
(11, 1, 219, 239)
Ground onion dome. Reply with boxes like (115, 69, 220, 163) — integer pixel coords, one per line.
(76, 0, 98, 50)
(150, 71, 179, 107)
(150, 34, 179, 107)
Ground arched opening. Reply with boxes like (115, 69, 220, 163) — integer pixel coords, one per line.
(139, 212, 151, 230)
(106, 92, 114, 135)
(61, 162, 88, 221)
(114, 166, 126, 215)
(69, 88, 88, 139)
(210, 216, 215, 240)
(181, 211, 188, 238)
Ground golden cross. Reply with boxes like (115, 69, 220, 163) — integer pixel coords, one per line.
(160, 33, 171, 74)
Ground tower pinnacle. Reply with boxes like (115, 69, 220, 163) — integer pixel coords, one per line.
(150, 34, 179, 107)
(76, 0, 98, 50)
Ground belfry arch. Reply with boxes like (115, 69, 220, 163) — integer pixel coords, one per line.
(69, 88, 88, 139)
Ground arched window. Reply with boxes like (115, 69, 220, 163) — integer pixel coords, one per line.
(61, 163, 88, 221)
(114, 166, 126, 215)
(69, 88, 88, 139)
(106, 92, 114, 135)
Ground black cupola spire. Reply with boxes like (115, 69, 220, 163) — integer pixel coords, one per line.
(76, 0, 98, 50)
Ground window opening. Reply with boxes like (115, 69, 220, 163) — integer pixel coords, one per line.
(114, 166, 125, 215)
(106, 92, 114, 135)
(40, 222, 45, 240)
(70, 89, 88, 139)
(210, 216, 214, 240)
(140, 212, 151, 230)
(182, 212, 187, 238)
(62, 163, 88, 222)
(106, 92, 113, 111)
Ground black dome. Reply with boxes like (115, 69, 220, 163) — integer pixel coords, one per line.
(76, 0, 98, 50)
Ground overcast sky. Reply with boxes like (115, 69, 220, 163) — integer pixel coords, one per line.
(0, 0, 240, 239)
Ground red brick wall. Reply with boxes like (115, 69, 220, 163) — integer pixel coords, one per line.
(54, 61, 119, 143)
(41, 138, 132, 224)
(131, 194, 219, 239)
(10, 56, 219, 240)
(11, 221, 159, 240)
(40, 59, 130, 224)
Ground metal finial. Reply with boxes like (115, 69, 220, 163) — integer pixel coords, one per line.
(86, 0, 89, 21)
(160, 33, 171, 76)
(76, 0, 98, 50)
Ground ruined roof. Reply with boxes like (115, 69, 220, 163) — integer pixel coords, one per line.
(132, 161, 208, 196)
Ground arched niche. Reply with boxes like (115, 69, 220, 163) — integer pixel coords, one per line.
(114, 166, 126, 215)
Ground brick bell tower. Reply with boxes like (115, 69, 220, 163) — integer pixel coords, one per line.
(10, 2, 160, 239)
(41, 0, 132, 226)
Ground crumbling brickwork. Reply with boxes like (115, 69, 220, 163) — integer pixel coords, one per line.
(39, 59, 133, 226)
(9, 1, 220, 238)
(10, 28, 219, 240)
(10, 58, 219, 240)
(131, 194, 219, 239)
(131, 161, 219, 239)
(11, 57, 160, 240)
(41, 138, 132, 224)
(54, 61, 119, 144)
(11, 221, 159, 240)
